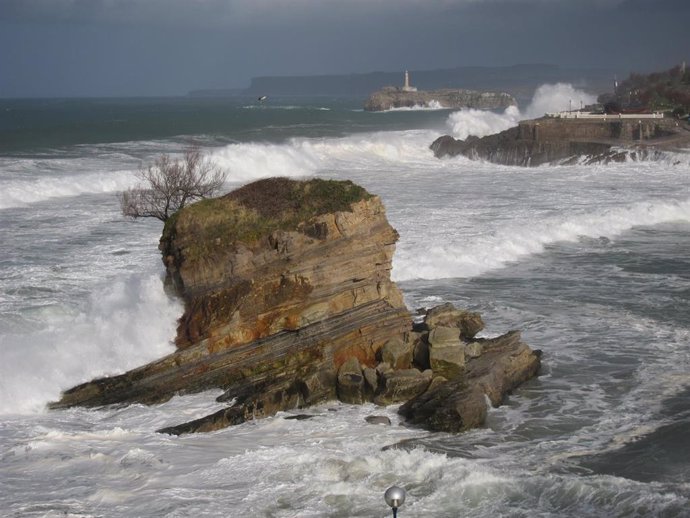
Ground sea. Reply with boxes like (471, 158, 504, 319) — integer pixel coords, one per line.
(1, 85, 690, 517)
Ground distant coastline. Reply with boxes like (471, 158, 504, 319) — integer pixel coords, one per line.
(187, 64, 619, 101)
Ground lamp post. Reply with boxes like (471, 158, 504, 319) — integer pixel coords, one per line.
(569, 99, 572, 116)
(384, 486, 406, 518)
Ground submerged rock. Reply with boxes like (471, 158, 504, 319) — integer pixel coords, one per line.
(365, 415, 392, 426)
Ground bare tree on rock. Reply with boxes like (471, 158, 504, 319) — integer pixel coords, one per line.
(120, 147, 227, 222)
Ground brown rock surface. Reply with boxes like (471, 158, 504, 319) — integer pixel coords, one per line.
(51, 178, 411, 432)
(50, 179, 542, 437)
(399, 330, 541, 432)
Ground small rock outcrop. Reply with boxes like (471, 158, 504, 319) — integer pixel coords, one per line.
(399, 330, 541, 432)
(364, 87, 516, 112)
(431, 116, 690, 166)
(50, 178, 541, 436)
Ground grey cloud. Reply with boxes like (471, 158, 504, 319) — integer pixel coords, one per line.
(0, 0, 686, 97)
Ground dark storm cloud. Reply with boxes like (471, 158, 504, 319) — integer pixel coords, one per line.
(0, 0, 687, 97)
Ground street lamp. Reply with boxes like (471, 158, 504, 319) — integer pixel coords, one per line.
(384, 486, 406, 517)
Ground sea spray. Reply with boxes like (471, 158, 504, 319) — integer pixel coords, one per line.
(446, 83, 598, 140)
(210, 129, 440, 181)
(0, 273, 180, 414)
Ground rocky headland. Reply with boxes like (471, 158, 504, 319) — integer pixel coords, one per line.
(51, 178, 541, 435)
(431, 116, 690, 166)
(364, 87, 516, 112)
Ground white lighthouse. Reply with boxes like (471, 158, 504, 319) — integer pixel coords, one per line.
(402, 70, 417, 92)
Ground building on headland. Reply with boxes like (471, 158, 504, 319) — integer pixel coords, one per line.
(401, 70, 417, 92)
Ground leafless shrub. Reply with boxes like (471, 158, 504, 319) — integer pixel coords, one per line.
(120, 147, 227, 222)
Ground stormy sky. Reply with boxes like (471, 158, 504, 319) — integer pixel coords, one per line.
(1, 0, 688, 97)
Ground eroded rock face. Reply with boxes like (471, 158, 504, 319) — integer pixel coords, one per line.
(51, 179, 411, 431)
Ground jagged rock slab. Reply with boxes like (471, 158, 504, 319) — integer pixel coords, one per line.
(398, 330, 541, 432)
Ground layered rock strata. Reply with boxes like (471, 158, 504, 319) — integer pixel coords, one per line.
(431, 117, 690, 166)
(51, 179, 410, 419)
(364, 87, 516, 112)
(51, 178, 541, 435)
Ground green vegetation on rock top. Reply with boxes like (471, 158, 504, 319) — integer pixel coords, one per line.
(161, 178, 372, 258)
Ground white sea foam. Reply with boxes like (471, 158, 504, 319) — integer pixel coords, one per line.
(447, 105, 522, 140)
(210, 129, 439, 182)
(393, 197, 690, 281)
(383, 100, 446, 111)
(0, 273, 180, 414)
(0, 169, 137, 210)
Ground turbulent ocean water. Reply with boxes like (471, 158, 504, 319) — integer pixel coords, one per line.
(1, 89, 690, 517)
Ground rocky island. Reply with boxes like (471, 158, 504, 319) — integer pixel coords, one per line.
(431, 115, 690, 166)
(50, 178, 540, 434)
(364, 71, 516, 112)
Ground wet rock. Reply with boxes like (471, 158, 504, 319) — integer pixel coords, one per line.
(365, 415, 392, 426)
(424, 303, 484, 339)
(399, 330, 541, 432)
(465, 342, 483, 359)
(362, 367, 379, 397)
(337, 357, 366, 404)
(411, 332, 430, 370)
(428, 326, 465, 379)
(378, 337, 413, 370)
(284, 414, 317, 420)
(374, 368, 433, 406)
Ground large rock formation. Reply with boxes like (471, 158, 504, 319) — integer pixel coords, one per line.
(50, 178, 541, 435)
(364, 87, 516, 112)
(431, 116, 690, 166)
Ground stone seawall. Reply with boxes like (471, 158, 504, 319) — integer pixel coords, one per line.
(432, 117, 687, 166)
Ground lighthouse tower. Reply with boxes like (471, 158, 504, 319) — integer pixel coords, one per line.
(402, 70, 417, 92)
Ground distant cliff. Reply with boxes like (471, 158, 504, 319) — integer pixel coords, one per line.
(364, 87, 516, 112)
(431, 116, 690, 166)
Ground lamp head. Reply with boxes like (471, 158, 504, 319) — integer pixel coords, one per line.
(384, 486, 406, 509)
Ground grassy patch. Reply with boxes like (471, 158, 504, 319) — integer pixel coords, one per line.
(162, 178, 372, 261)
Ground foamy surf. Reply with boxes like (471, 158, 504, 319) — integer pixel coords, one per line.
(393, 197, 690, 281)
(0, 272, 180, 414)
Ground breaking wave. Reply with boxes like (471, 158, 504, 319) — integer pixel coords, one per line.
(446, 83, 597, 140)
(393, 197, 690, 281)
(0, 272, 180, 414)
